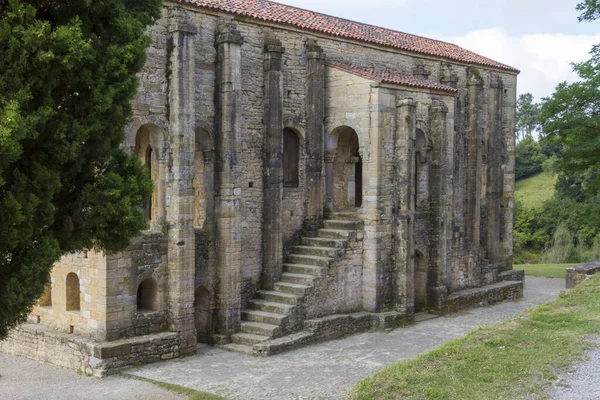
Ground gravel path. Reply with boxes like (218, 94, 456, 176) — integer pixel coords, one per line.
(131, 276, 564, 400)
(549, 339, 600, 400)
(0, 276, 565, 400)
(0, 353, 186, 400)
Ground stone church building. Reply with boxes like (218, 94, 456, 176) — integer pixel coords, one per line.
(1, 0, 523, 376)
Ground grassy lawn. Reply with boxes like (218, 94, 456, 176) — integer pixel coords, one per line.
(514, 263, 579, 279)
(515, 171, 557, 209)
(350, 275, 600, 400)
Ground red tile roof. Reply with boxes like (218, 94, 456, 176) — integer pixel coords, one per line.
(179, 0, 519, 73)
(327, 61, 458, 94)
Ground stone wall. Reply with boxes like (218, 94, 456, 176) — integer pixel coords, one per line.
(0, 324, 179, 377)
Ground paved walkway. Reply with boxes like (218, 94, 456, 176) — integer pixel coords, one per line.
(0, 353, 185, 400)
(549, 338, 600, 400)
(0, 276, 564, 400)
(130, 276, 564, 400)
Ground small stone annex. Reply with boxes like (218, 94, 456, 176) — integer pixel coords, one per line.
(1, 0, 524, 376)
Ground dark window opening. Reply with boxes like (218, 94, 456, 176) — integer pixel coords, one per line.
(283, 128, 300, 187)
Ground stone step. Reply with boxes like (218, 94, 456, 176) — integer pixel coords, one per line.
(293, 245, 341, 258)
(231, 332, 270, 346)
(331, 211, 360, 221)
(221, 343, 255, 356)
(283, 263, 328, 276)
(274, 281, 312, 296)
(240, 321, 280, 336)
(301, 237, 347, 248)
(317, 229, 352, 239)
(323, 219, 358, 230)
(249, 299, 295, 314)
(256, 290, 303, 305)
(280, 272, 317, 286)
(287, 254, 333, 267)
(242, 309, 287, 326)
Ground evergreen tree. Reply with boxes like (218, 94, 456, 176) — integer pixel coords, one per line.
(516, 93, 540, 142)
(0, 0, 160, 339)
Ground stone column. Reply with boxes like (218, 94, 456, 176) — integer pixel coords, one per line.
(487, 77, 504, 267)
(466, 70, 484, 285)
(166, 13, 197, 355)
(214, 22, 243, 340)
(262, 40, 285, 289)
(428, 101, 450, 311)
(305, 40, 325, 227)
(324, 150, 336, 211)
(394, 98, 416, 313)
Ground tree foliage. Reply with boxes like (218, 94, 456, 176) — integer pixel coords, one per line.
(0, 0, 161, 339)
(516, 93, 541, 142)
(515, 136, 547, 180)
(540, 1, 600, 182)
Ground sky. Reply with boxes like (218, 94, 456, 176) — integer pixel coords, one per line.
(276, 0, 600, 101)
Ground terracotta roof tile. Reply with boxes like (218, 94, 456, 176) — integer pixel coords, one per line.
(179, 0, 519, 73)
(326, 61, 458, 94)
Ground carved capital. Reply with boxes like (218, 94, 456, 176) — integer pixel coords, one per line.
(397, 97, 417, 109)
(217, 23, 243, 45)
(431, 100, 449, 115)
(324, 150, 337, 163)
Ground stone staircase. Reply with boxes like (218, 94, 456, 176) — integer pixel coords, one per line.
(222, 211, 360, 355)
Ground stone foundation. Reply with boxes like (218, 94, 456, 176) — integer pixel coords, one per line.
(0, 324, 180, 377)
(566, 261, 600, 289)
(444, 281, 523, 313)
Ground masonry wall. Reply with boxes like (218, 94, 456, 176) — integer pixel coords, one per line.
(22, 2, 517, 349)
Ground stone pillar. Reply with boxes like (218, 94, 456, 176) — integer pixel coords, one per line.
(394, 98, 416, 313)
(166, 13, 197, 355)
(262, 40, 285, 289)
(466, 70, 484, 284)
(428, 101, 450, 310)
(486, 77, 504, 266)
(214, 22, 243, 340)
(305, 40, 325, 227)
(324, 150, 336, 211)
(501, 77, 517, 272)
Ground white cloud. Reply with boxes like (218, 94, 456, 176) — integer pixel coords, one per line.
(429, 28, 600, 100)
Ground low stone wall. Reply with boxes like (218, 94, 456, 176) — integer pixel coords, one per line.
(498, 269, 525, 283)
(566, 261, 600, 289)
(0, 323, 180, 377)
(444, 281, 523, 314)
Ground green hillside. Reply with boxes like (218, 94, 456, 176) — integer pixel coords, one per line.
(515, 171, 557, 209)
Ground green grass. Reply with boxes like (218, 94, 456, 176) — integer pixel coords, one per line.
(515, 171, 557, 209)
(123, 374, 227, 400)
(350, 275, 600, 400)
(515, 263, 579, 279)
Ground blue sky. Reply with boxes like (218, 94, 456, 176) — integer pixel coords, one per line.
(276, 0, 600, 100)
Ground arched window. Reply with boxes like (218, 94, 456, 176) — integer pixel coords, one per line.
(194, 128, 213, 229)
(414, 129, 430, 211)
(135, 125, 159, 223)
(39, 283, 52, 308)
(137, 278, 158, 312)
(66, 273, 80, 311)
(283, 128, 300, 187)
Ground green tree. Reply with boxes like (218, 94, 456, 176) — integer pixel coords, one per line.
(0, 0, 160, 339)
(516, 93, 541, 142)
(515, 136, 547, 180)
(540, 1, 600, 184)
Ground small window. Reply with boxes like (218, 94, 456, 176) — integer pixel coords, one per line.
(283, 128, 300, 187)
(137, 279, 158, 312)
(66, 273, 80, 311)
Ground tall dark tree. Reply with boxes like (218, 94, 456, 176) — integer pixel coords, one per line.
(540, 1, 600, 183)
(0, 0, 160, 339)
(516, 93, 541, 142)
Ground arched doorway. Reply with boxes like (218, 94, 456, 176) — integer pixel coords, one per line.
(194, 287, 212, 344)
(327, 126, 362, 211)
(414, 250, 428, 312)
